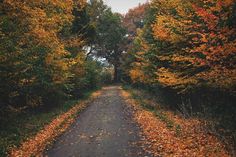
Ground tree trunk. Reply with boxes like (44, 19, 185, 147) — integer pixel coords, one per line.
(113, 65, 119, 83)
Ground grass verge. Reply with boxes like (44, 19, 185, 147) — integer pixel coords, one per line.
(0, 88, 101, 157)
(121, 85, 230, 156)
(122, 85, 178, 131)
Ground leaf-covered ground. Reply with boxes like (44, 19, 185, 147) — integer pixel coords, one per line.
(9, 90, 102, 157)
(121, 88, 230, 157)
(8, 86, 231, 157)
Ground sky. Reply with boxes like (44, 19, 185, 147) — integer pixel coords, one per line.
(104, 0, 148, 14)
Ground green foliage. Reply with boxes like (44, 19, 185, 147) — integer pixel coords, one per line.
(100, 68, 113, 85)
(0, 99, 75, 156)
(86, 1, 127, 82)
(72, 59, 103, 97)
(0, 88, 97, 157)
(124, 85, 176, 129)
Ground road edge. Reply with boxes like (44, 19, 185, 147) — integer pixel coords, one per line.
(9, 90, 103, 157)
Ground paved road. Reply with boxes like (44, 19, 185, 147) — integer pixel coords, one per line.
(45, 86, 149, 157)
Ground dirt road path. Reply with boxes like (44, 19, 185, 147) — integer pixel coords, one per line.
(45, 86, 149, 157)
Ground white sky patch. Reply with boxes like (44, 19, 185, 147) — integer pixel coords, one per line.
(104, 0, 148, 14)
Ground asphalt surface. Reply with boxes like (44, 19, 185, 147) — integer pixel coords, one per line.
(45, 86, 149, 157)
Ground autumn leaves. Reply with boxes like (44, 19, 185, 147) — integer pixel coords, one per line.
(0, 0, 106, 109)
(127, 0, 236, 92)
(121, 88, 230, 156)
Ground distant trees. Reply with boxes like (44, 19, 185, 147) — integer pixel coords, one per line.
(1, 0, 235, 111)
(86, 0, 127, 82)
(120, 3, 149, 83)
(96, 10, 126, 82)
(123, 3, 149, 40)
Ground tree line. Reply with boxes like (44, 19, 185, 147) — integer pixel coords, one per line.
(0, 0, 235, 128)
(0, 0, 123, 112)
(121, 0, 236, 110)
(120, 0, 236, 146)
(123, 0, 236, 93)
(0, 0, 236, 154)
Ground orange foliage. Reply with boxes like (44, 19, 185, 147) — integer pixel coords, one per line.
(130, 0, 236, 91)
(157, 68, 198, 89)
(2, 0, 87, 84)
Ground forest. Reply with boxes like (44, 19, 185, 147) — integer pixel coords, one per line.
(0, 0, 235, 156)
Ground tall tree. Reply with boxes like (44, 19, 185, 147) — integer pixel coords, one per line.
(85, 0, 109, 59)
(96, 9, 126, 82)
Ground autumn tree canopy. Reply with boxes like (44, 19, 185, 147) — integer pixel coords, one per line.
(124, 0, 236, 93)
(0, 0, 104, 109)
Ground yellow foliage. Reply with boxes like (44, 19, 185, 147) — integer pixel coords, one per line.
(129, 61, 151, 84)
(1, 0, 89, 88)
(136, 29, 150, 51)
(157, 67, 198, 90)
(151, 4, 190, 43)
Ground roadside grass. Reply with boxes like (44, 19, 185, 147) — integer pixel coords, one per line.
(122, 85, 181, 134)
(122, 84, 235, 155)
(0, 88, 99, 157)
(122, 85, 230, 156)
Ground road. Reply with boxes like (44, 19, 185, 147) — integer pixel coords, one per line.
(45, 86, 150, 157)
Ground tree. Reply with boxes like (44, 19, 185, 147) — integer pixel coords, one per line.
(121, 3, 149, 82)
(0, 0, 87, 108)
(123, 3, 149, 40)
(126, 0, 236, 93)
(96, 9, 126, 82)
(84, 0, 109, 59)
